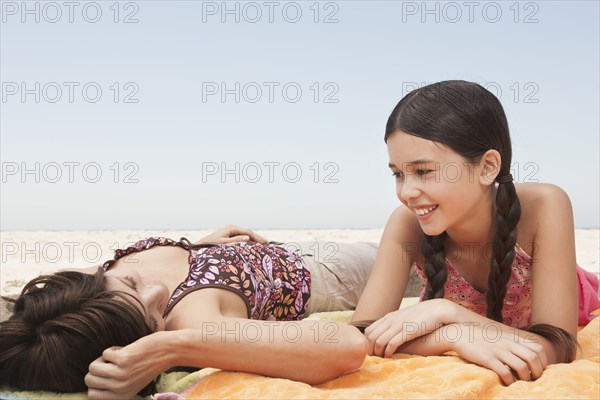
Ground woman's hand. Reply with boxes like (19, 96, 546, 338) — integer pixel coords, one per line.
(364, 298, 452, 357)
(86, 332, 174, 400)
(195, 225, 267, 245)
(441, 322, 549, 385)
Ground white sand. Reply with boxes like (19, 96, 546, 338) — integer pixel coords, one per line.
(1, 229, 598, 296)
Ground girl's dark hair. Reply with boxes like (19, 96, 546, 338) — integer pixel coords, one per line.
(0, 269, 155, 395)
(525, 323, 579, 363)
(384, 80, 521, 323)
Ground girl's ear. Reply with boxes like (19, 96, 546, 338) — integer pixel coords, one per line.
(479, 149, 502, 186)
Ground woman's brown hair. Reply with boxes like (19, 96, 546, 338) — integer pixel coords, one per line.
(0, 268, 154, 394)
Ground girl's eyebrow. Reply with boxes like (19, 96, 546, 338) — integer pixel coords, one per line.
(389, 159, 436, 168)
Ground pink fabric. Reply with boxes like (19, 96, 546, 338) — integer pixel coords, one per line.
(577, 266, 600, 325)
(415, 244, 600, 328)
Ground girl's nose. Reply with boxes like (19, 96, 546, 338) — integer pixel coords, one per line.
(398, 177, 421, 203)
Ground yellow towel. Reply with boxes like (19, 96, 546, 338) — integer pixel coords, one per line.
(1, 306, 598, 399)
(180, 311, 600, 399)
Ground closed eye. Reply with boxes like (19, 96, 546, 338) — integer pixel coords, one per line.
(124, 276, 139, 291)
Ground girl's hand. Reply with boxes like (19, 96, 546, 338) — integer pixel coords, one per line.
(85, 332, 173, 400)
(364, 298, 452, 357)
(195, 225, 267, 245)
(443, 323, 549, 385)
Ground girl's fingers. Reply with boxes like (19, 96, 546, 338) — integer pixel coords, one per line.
(369, 324, 402, 357)
(510, 343, 545, 380)
(384, 331, 407, 358)
(491, 360, 517, 386)
(499, 353, 532, 382)
(363, 317, 385, 343)
(364, 312, 394, 337)
(363, 320, 378, 337)
(523, 340, 548, 370)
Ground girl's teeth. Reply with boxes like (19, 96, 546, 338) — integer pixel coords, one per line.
(416, 206, 436, 216)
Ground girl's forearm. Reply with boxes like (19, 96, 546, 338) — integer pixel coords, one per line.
(162, 318, 368, 384)
(444, 300, 560, 364)
(394, 326, 455, 355)
(395, 322, 558, 365)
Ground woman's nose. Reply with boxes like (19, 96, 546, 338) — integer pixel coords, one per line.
(140, 280, 163, 304)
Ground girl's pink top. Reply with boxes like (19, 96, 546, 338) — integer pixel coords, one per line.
(415, 244, 599, 328)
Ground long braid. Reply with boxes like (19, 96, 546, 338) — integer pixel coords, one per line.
(486, 179, 521, 322)
(421, 232, 448, 300)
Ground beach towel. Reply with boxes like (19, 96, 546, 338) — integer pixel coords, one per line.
(2, 301, 597, 400)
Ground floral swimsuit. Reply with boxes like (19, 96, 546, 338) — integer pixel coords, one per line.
(415, 243, 599, 328)
(102, 237, 311, 321)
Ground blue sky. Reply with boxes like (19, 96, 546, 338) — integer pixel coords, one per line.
(1, 0, 598, 230)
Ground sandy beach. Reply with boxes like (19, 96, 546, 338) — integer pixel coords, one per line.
(1, 229, 598, 296)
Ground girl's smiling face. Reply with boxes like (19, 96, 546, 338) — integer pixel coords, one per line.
(386, 130, 491, 237)
(104, 267, 170, 332)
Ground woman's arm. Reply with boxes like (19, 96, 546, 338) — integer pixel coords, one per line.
(86, 319, 367, 399)
(352, 206, 422, 322)
(172, 318, 367, 382)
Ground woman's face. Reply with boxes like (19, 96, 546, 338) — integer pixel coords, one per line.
(104, 267, 170, 332)
(386, 130, 488, 237)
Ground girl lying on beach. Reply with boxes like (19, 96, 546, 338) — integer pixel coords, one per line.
(352, 80, 599, 385)
(0, 225, 377, 399)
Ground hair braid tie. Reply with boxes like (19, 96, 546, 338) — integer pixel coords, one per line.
(496, 174, 513, 184)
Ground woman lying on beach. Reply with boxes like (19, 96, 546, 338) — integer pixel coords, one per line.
(352, 80, 600, 385)
(1, 225, 377, 399)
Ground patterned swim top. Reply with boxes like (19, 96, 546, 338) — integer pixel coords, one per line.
(102, 237, 311, 321)
(414, 244, 534, 328)
(414, 244, 599, 328)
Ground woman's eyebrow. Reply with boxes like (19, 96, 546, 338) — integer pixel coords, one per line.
(116, 276, 138, 291)
(114, 276, 151, 318)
